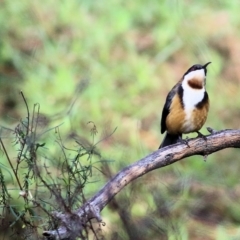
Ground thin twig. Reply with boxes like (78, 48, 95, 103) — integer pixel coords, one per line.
(0, 139, 22, 190)
(17, 91, 30, 162)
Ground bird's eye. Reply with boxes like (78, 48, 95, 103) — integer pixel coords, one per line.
(184, 64, 202, 77)
(191, 66, 198, 71)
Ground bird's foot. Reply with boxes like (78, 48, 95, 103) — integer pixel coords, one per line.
(196, 131, 207, 141)
(197, 131, 208, 150)
(178, 136, 190, 148)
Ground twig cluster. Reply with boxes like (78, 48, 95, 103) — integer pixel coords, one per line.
(0, 92, 103, 239)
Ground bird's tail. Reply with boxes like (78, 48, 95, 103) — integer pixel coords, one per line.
(159, 133, 181, 149)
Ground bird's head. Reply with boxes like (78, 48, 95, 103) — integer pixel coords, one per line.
(183, 62, 211, 89)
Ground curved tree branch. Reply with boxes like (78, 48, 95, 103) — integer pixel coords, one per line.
(43, 128, 240, 239)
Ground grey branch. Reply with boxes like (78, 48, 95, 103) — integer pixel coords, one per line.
(43, 128, 240, 239)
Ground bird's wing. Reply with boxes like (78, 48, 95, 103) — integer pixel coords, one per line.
(160, 82, 181, 134)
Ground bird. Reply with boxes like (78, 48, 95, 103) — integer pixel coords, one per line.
(159, 62, 211, 149)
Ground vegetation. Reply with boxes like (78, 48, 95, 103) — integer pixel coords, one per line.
(1, 0, 240, 239)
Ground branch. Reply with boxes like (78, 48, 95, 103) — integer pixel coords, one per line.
(43, 128, 240, 239)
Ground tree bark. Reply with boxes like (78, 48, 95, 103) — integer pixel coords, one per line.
(43, 128, 240, 239)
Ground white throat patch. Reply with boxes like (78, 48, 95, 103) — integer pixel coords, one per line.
(182, 81, 205, 109)
(182, 68, 206, 109)
(181, 68, 206, 130)
(183, 69, 206, 83)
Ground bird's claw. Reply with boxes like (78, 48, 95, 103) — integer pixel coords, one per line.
(178, 136, 190, 148)
(196, 131, 207, 141)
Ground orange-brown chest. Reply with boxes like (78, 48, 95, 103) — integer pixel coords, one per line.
(166, 94, 209, 134)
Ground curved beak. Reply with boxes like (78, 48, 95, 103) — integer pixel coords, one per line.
(203, 62, 211, 69)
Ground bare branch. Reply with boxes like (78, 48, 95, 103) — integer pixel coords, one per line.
(43, 128, 240, 239)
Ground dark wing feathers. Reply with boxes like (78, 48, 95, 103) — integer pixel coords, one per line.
(160, 82, 181, 134)
(161, 106, 169, 134)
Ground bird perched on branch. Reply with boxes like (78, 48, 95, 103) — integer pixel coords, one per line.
(159, 62, 211, 149)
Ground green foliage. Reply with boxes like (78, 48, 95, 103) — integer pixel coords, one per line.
(0, 95, 105, 238)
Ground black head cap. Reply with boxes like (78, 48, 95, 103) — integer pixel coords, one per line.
(184, 62, 211, 76)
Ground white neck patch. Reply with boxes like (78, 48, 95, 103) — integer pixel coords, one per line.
(181, 68, 206, 111)
(183, 68, 206, 83)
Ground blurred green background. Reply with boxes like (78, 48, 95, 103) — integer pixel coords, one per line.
(1, 0, 240, 239)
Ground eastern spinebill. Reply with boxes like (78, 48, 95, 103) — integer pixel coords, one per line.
(159, 62, 211, 149)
